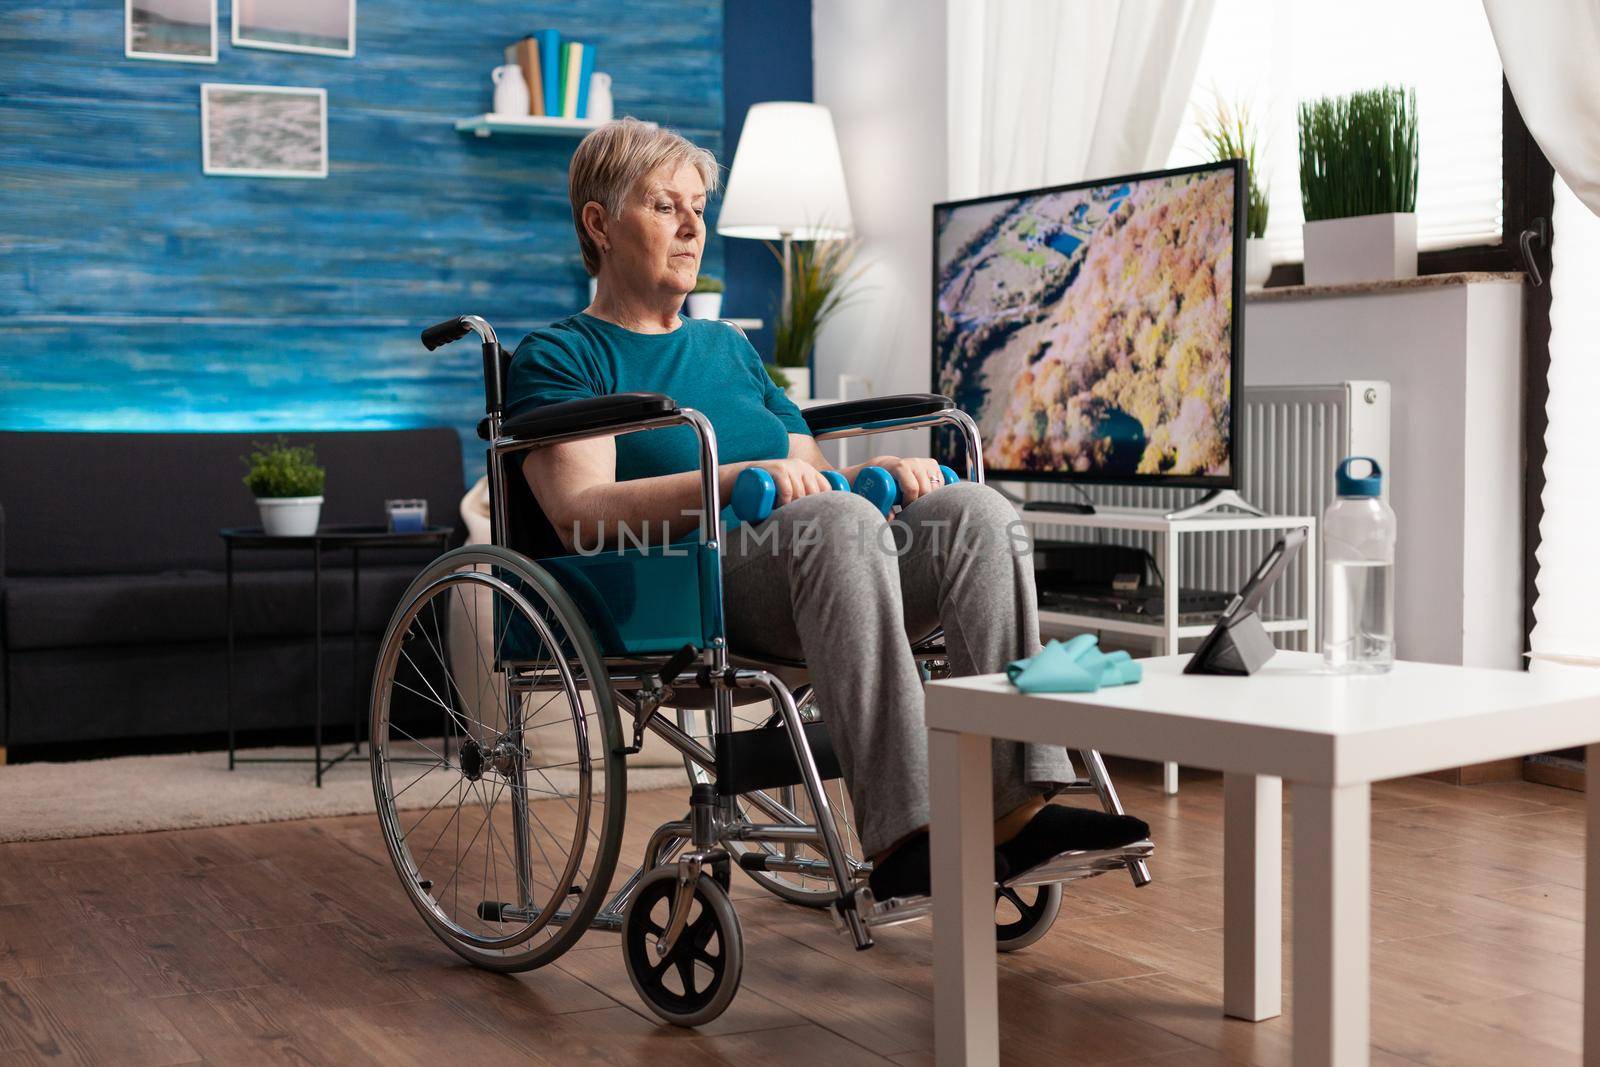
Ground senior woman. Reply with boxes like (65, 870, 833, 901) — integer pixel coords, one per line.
(505, 118, 1147, 900)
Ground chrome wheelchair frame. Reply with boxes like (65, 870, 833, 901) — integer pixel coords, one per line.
(367, 313, 1153, 1026)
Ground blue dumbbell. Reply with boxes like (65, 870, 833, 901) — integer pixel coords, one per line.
(732, 464, 962, 523)
(850, 464, 963, 515)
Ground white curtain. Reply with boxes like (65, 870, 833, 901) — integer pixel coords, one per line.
(1482, 0, 1600, 214)
(947, 0, 1217, 199)
(1481, 1, 1600, 667)
(1530, 176, 1600, 667)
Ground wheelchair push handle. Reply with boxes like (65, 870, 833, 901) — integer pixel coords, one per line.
(421, 317, 474, 351)
(731, 463, 960, 524)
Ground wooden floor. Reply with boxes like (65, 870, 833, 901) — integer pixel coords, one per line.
(0, 760, 1589, 1065)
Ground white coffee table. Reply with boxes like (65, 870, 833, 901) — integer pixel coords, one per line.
(925, 651, 1600, 1067)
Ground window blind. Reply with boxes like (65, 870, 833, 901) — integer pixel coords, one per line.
(1165, 0, 1504, 264)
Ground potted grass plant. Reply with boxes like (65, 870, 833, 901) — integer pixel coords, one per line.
(769, 237, 867, 401)
(686, 274, 724, 319)
(1197, 95, 1272, 290)
(243, 437, 326, 536)
(1298, 85, 1419, 285)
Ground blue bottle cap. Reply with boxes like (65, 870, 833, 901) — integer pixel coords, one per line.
(1336, 456, 1383, 498)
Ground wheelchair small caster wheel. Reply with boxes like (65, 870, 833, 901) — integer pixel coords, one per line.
(995, 882, 1063, 952)
(622, 867, 743, 1027)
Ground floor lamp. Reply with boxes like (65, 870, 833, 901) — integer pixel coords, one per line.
(716, 102, 854, 396)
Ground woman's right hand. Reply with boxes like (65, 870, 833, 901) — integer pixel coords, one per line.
(730, 459, 832, 508)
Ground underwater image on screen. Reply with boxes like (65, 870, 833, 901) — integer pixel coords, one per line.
(935, 166, 1237, 480)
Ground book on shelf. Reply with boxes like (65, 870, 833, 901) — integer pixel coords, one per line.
(534, 30, 561, 117)
(574, 41, 595, 117)
(502, 31, 598, 119)
(560, 41, 593, 118)
(503, 36, 544, 115)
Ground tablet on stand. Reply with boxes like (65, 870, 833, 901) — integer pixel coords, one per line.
(1184, 526, 1309, 676)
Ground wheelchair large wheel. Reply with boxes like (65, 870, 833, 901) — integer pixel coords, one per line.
(677, 702, 863, 908)
(622, 867, 743, 1027)
(369, 545, 625, 973)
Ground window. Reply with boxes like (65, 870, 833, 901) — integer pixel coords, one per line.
(1166, 0, 1504, 263)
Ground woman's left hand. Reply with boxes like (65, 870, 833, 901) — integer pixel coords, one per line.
(866, 455, 944, 505)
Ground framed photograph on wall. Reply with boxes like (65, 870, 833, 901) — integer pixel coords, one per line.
(126, 0, 218, 64)
(201, 84, 328, 179)
(232, 0, 355, 58)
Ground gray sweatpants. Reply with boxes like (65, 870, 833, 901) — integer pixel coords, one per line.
(721, 480, 1074, 856)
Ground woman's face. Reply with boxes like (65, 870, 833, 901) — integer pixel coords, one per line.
(603, 162, 707, 298)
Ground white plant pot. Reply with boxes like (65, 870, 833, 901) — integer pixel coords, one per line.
(257, 495, 323, 536)
(1244, 237, 1272, 291)
(685, 292, 723, 319)
(1302, 212, 1417, 286)
(781, 366, 811, 402)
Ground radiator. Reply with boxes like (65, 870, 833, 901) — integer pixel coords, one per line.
(1019, 381, 1392, 651)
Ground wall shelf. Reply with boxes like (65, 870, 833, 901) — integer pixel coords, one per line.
(454, 114, 602, 138)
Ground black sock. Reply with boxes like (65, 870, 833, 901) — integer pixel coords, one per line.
(997, 805, 1149, 878)
(866, 832, 1011, 900)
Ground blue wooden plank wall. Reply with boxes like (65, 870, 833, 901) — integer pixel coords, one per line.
(0, 2, 726, 482)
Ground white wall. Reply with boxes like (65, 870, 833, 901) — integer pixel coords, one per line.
(811, 0, 948, 460)
(1245, 281, 1524, 668)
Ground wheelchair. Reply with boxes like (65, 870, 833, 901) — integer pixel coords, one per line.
(367, 313, 1154, 1026)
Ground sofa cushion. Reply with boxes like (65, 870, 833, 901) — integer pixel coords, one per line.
(0, 428, 466, 576)
(4, 563, 424, 651)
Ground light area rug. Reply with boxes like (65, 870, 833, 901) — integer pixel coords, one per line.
(0, 744, 689, 843)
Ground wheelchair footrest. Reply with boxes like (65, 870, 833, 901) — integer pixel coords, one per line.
(852, 840, 1155, 930)
(1001, 840, 1155, 889)
(714, 720, 844, 797)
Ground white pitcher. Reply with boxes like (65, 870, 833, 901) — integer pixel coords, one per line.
(587, 71, 613, 122)
(492, 64, 529, 116)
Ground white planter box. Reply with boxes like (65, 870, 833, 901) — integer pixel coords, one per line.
(1245, 237, 1272, 291)
(685, 292, 723, 319)
(781, 366, 811, 402)
(1302, 212, 1417, 286)
(257, 495, 323, 536)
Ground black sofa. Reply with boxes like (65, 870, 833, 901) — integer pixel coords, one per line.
(0, 429, 466, 760)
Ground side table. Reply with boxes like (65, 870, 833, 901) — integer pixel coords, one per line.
(221, 524, 452, 786)
(1020, 506, 1318, 795)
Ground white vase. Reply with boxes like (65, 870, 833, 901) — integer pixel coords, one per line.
(1302, 212, 1417, 286)
(491, 64, 529, 117)
(587, 72, 613, 122)
(782, 366, 811, 402)
(257, 496, 323, 537)
(1244, 237, 1272, 291)
(685, 292, 723, 319)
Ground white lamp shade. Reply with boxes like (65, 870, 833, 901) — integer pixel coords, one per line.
(717, 102, 854, 241)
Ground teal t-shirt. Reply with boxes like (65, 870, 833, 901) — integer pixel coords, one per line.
(505, 313, 810, 528)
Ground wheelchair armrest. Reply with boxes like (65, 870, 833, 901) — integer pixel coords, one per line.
(801, 393, 954, 435)
(480, 392, 679, 443)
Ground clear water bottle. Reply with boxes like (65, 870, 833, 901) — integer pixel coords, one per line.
(1322, 456, 1396, 673)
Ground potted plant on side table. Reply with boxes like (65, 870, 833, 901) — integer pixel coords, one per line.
(1298, 84, 1419, 286)
(243, 438, 326, 536)
(769, 237, 867, 402)
(686, 274, 724, 318)
(1198, 96, 1272, 290)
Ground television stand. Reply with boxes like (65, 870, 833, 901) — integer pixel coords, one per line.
(1164, 488, 1265, 520)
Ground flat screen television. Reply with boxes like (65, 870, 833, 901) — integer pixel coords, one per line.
(932, 159, 1244, 489)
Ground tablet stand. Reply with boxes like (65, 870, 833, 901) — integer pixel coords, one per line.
(1184, 609, 1277, 676)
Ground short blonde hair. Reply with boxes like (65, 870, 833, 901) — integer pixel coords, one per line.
(568, 117, 721, 276)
